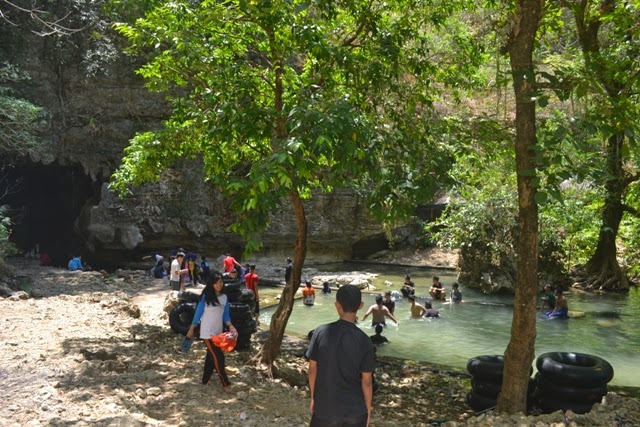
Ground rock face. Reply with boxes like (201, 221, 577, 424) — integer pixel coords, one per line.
(2, 20, 389, 266)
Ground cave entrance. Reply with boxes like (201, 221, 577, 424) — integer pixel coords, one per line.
(2, 162, 100, 267)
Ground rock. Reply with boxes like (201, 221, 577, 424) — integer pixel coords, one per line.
(9, 291, 29, 300)
(81, 349, 117, 361)
(146, 387, 162, 396)
(274, 365, 308, 388)
(0, 283, 13, 297)
(163, 292, 179, 314)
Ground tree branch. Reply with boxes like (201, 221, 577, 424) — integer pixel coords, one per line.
(1, 0, 84, 36)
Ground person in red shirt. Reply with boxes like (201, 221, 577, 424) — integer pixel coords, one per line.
(223, 254, 241, 273)
(244, 264, 260, 325)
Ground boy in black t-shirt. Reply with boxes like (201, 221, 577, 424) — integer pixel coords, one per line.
(306, 285, 376, 427)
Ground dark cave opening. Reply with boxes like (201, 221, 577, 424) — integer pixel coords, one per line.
(2, 162, 101, 267)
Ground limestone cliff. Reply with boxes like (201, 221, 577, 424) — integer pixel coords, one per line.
(1, 21, 388, 266)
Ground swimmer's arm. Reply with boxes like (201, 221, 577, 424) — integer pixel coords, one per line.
(308, 360, 317, 414)
(386, 311, 399, 324)
(361, 371, 373, 426)
(362, 306, 373, 321)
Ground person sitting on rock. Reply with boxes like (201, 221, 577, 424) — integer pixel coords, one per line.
(68, 255, 83, 271)
(429, 276, 446, 301)
(400, 274, 415, 298)
(369, 324, 389, 346)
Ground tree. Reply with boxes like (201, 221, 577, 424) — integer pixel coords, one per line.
(567, 0, 640, 290)
(497, 0, 545, 414)
(112, 0, 481, 368)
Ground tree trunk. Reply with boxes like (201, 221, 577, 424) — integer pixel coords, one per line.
(574, 2, 630, 290)
(259, 189, 308, 367)
(497, 0, 543, 414)
(584, 134, 629, 290)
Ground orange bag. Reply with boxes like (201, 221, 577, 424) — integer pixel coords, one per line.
(211, 331, 238, 353)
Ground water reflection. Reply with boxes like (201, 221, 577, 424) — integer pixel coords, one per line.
(261, 266, 640, 387)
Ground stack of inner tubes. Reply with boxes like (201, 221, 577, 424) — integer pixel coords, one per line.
(534, 352, 614, 414)
(226, 282, 257, 351)
(466, 355, 534, 412)
(169, 291, 200, 335)
(466, 355, 505, 412)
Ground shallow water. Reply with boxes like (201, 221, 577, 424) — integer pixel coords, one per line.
(260, 265, 640, 387)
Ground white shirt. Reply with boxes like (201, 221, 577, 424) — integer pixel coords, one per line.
(170, 259, 181, 281)
(199, 294, 228, 339)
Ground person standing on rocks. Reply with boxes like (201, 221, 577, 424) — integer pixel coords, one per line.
(307, 284, 376, 427)
(285, 257, 293, 285)
(187, 273, 237, 392)
(170, 252, 188, 291)
(244, 264, 260, 325)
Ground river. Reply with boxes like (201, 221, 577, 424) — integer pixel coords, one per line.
(260, 265, 640, 387)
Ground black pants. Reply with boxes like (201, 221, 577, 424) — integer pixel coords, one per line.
(310, 412, 368, 427)
(203, 339, 230, 387)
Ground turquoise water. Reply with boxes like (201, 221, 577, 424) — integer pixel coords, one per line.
(260, 266, 640, 387)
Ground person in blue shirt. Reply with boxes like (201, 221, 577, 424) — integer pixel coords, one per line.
(200, 255, 211, 282)
(450, 282, 462, 304)
(68, 255, 83, 271)
(187, 274, 237, 392)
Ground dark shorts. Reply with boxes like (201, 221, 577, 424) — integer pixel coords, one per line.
(254, 299, 260, 314)
(310, 412, 367, 427)
(371, 321, 386, 328)
(170, 280, 180, 291)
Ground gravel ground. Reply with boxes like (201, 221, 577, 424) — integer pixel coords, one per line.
(1, 256, 638, 427)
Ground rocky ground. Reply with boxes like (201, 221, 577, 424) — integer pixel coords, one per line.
(1, 252, 639, 427)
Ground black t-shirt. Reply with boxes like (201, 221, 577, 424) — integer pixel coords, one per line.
(370, 334, 389, 345)
(306, 319, 376, 421)
(382, 299, 395, 314)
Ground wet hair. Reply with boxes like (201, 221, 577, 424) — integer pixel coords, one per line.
(425, 301, 433, 309)
(336, 285, 361, 313)
(405, 274, 411, 279)
(375, 324, 383, 334)
(433, 275, 440, 281)
(306, 280, 312, 286)
(375, 295, 383, 304)
(202, 273, 223, 306)
(555, 289, 563, 296)
(408, 295, 415, 302)
(384, 290, 391, 295)
(250, 264, 256, 269)
(452, 282, 459, 289)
